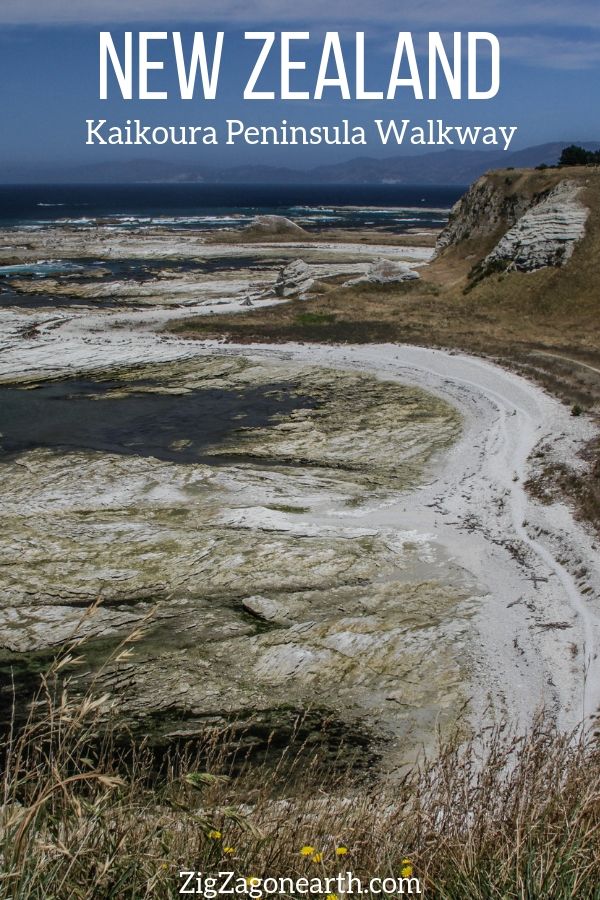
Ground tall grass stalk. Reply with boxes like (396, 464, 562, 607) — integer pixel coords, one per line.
(0, 631, 598, 898)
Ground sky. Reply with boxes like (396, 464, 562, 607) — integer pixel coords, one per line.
(0, 0, 599, 173)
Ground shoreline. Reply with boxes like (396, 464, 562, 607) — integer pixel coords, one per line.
(1, 294, 598, 736)
(200, 340, 600, 732)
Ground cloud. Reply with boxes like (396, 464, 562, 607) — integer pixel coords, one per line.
(1, 0, 600, 28)
(502, 34, 600, 70)
(1, 1, 599, 71)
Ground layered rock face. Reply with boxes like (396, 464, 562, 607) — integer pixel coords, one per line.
(274, 259, 314, 297)
(436, 175, 532, 252)
(436, 173, 589, 274)
(483, 181, 589, 272)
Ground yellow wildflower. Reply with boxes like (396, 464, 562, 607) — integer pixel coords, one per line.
(335, 847, 348, 856)
(247, 877, 261, 887)
(223, 846, 235, 854)
(208, 830, 222, 840)
(400, 859, 413, 878)
(327, 894, 339, 900)
(300, 845, 316, 856)
(311, 852, 323, 863)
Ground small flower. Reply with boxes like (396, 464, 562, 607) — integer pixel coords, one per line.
(335, 847, 348, 856)
(400, 859, 413, 878)
(208, 830, 222, 840)
(327, 894, 339, 900)
(223, 846, 236, 854)
(311, 852, 323, 863)
(300, 845, 316, 856)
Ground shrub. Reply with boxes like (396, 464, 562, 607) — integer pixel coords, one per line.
(559, 144, 600, 167)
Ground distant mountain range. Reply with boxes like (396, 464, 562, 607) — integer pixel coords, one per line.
(3, 142, 600, 185)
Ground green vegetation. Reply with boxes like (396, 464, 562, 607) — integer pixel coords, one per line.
(559, 144, 600, 167)
(295, 311, 337, 326)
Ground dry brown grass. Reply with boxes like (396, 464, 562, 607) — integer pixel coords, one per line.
(1, 627, 600, 899)
(206, 228, 437, 248)
(175, 168, 600, 370)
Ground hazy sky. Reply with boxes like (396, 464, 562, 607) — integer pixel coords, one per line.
(1, 0, 599, 171)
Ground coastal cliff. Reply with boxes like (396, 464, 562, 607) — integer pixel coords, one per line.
(435, 166, 595, 279)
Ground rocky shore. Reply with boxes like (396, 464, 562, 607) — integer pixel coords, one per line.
(1, 201, 599, 773)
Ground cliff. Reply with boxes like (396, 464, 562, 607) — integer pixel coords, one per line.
(431, 167, 600, 308)
(480, 181, 588, 273)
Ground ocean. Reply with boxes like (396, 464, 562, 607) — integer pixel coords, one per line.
(0, 183, 462, 232)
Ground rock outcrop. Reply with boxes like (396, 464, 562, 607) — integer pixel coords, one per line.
(436, 172, 589, 275)
(482, 181, 589, 272)
(0, 355, 465, 767)
(346, 259, 420, 286)
(436, 175, 533, 253)
(244, 215, 307, 237)
(274, 259, 314, 297)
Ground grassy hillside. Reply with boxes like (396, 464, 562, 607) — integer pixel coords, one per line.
(430, 167, 600, 330)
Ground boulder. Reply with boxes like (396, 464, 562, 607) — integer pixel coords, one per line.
(274, 259, 314, 298)
(241, 595, 292, 625)
(244, 215, 307, 237)
(347, 259, 420, 286)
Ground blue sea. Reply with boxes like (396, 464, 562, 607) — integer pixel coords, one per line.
(0, 184, 462, 233)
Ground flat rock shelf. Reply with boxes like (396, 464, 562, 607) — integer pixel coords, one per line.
(0, 207, 598, 776)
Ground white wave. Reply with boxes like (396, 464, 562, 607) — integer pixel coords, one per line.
(58, 217, 95, 225)
(341, 205, 452, 214)
(0, 260, 82, 276)
(289, 206, 336, 214)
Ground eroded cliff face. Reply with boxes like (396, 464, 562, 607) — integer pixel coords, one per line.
(436, 175, 533, 253)
(482, 181, 588, 272)
(436, 169, 590, 276)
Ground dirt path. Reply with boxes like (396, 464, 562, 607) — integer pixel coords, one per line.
(533, 349, 600, 378)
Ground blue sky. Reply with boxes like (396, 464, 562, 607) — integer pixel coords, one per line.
(0, 0, 599, 171)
